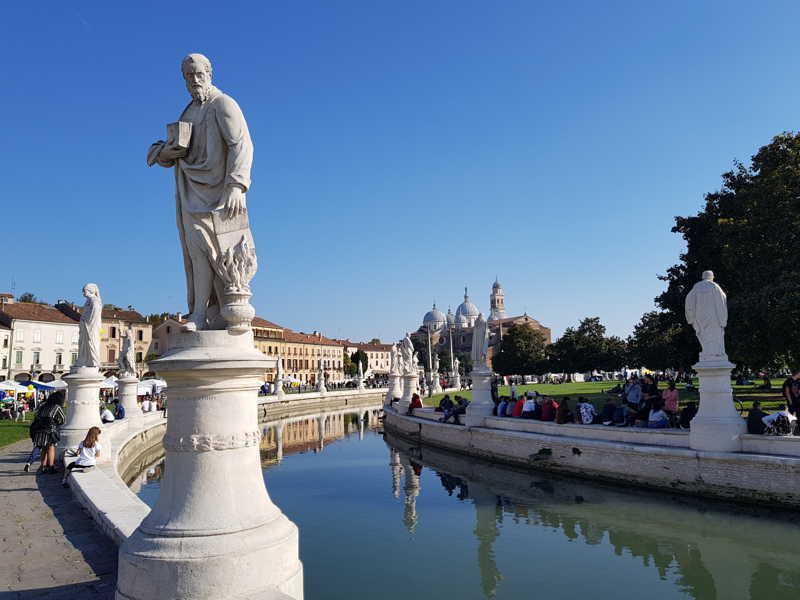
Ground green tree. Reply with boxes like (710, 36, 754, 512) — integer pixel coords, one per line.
(368, 338, 381, 345)
(656, 132, 800, 370)
(146, 312, 173, 325)
(17, 292, 40, 303)
(626, 311, 684, 370)
(343, 350, 355, 377)
(351, 349, 368, 376)
(455, 351, 472, 375)
(549, 317, 626, 373)
(492, 324, 548, 376)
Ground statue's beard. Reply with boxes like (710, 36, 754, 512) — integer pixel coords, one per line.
(189, 84, 212, 103)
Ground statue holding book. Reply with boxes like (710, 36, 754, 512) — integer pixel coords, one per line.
(147, 53, 257, 333)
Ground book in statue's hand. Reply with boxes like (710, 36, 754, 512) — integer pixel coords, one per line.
(166, 121, 192, 150)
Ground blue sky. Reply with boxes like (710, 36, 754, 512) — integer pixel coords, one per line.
(2, 1, 799, 342)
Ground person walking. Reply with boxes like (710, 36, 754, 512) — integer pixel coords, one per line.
(26, 390, 66, 474)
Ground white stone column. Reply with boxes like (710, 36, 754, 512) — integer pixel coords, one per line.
(452, 371, 462, 390)
(399, 374, 416, 414)
(465, 368, 493, 427)
(689, 360, 745, 452)
(117, 376, 142, 430)
(116, 330, 303, 600)
(59, 367, 104, 451)
(385, 373, 401, 406)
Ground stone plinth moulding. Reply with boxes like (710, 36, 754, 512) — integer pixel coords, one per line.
(452, 371, 462, 390)
(386, 373, 402, 406)
(115, 330, 303, 600)
(117, 376, 142, 430)
(689, 360, 745, 452)
(59, 367, 104, 452)
(465, 368, 493, 427)
(399, 374, 416, 413)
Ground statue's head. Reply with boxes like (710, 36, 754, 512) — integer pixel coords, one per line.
(181, 53, 213, 103)
(702, 270, 714, 281)
(83, 283, 99, 298)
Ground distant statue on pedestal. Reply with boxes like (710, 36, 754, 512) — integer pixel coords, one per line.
(118, 327, 137, 378)
(471, 313, 489, 372)
(685, 270, 728, 362)
(76, 283, 102, 369)
(400, 335, 415, 376)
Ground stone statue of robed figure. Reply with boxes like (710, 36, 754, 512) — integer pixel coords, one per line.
(76, 283, 102, 369)
(148, 53, 257, 333)
(685, 270, 728, 362)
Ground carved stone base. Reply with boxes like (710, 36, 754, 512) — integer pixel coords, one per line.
(385, 373, 402, 405)
(398, 374, 416, 413)
(465, 369, 493, 427)
(59, 367, 103, 452)
(116, 330, 303, 600)
(117, 376, 142, 431)
(689, 360, 745, 453)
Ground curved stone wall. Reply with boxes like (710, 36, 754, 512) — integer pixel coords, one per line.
(67, 390, 386, 548)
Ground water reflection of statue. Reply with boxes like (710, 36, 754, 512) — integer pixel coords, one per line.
(118, 327, 137, 378)
(76, 283, 102, 369)
(389, 448, 403, 498)
(471, 313, 489, 371)
(685, 270, 728, 361)
(472, 484, 503, 599)
(400, 454, 422, 533)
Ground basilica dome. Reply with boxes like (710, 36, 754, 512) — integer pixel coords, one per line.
(422, 304, 446, 331)
(455, 288, 479, 326)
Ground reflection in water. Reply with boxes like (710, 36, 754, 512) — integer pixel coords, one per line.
(133, 406, 800, 600)
(258, 409, 382, 465)
(385, 433, 800, 600)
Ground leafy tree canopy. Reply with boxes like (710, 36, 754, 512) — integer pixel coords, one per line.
(492, 324, 548, 376)
(548, 317, 625, 373)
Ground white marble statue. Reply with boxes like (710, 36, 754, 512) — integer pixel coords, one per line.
(471, 313, 489, 369)
(118, 327, 137, 378)
(454, 356, 460, 374)
(685, 270, 728, 361)
(76, 283, 102, 369)
(148, 53, 257, 333)
(390, 344, 399, 375)
(400, 335, 415, 376)
(358, 360, 364, 381)
(432, 353, 440, 375)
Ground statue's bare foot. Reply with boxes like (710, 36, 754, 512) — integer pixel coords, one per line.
(181, 321, 198, 332)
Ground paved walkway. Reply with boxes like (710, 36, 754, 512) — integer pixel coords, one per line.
(0, 439, 117, 599)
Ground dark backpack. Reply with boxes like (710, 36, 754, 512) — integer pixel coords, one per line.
(773, 414, 793, 436)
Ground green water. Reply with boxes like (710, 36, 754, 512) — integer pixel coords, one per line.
(135, 410, 800, 600)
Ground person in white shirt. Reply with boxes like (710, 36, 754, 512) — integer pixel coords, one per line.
(141, 398, 151, 412)
(62, 427, 102, 486)
(762, 405, 797, 432)
(100, 406, 115, 423)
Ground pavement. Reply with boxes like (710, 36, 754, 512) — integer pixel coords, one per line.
(0, 439, 117, 599)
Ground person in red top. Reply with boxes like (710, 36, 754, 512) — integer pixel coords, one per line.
(540, 397, 559, 421)
(511, 396, 526, 417)
(407, 393, 423, 415)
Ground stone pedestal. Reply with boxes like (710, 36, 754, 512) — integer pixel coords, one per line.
(274, 380, 286, 402)
(399, 374, 416, 413)
(385, 373, 401, 405)
(452, 372, 462, 390)
(59, 367, 103, 451)
(118, 376, 142, 430)
(465, 369, 493, 428)
(431, 374, 443, 395)
(317, 379, 327, 395)
(116, 330, 303, 600)
(689, 360, 745, 453)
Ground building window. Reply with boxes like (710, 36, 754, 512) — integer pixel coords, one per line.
(166, 326, 172, 334)
(109, 349, 116, 362)
(137, 329, 143, 341)
(56, 331, 63, 344)
(33, 351, 40, 365)
(17, 330, 24, 342)
(32, 330, 41, 343)
(56, 353, 62, 365)
(110, 327, 117, 338)
(15, 351, 22, 365)
(154, 341, 160, 352)
(71, 352, 78, 364)
(136, 352, 143, 362)
(1, 357, 5, 369)
(72, 333, 79, 344)
(2, 336, 7, 348)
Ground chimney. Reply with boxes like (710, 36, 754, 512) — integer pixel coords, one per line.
(176, 312, 183, 322)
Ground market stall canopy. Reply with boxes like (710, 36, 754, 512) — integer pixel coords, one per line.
(138, 378, 167, 395)
(26, 380, 56, 391)
(100, 376, 119, 389)
(47, 380, 68, 390)
(0, 381, 31, 393)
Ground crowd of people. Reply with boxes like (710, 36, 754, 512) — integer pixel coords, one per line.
(484, 376, 697, 429)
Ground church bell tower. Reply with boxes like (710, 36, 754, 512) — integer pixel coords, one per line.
(489, 278, 507, 321)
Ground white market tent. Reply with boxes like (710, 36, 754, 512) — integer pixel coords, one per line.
(100, 376, 119, 390)
(46, 380, 68, 390)
(0, 381, 31, 393)
(138, 379, 168, 395)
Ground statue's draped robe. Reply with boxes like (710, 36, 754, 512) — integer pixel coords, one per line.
(685, 280, 728, 359)
(157, 86, 253, 317)
(471, 316, 489, 366)
(119, 333, 136, 378)
(77, 297, 102, 368)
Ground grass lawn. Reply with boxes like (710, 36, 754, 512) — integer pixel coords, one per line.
(0, 414, 32, 448)
(423, 379, 787, 413)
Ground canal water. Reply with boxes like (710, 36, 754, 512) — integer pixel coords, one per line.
(133, 408, 800, 600)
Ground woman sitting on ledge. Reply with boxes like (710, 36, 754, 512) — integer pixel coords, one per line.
(407, 393, 423, 416)
(647, 399, 670, 429)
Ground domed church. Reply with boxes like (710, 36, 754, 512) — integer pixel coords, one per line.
(413, 280, 551, 371)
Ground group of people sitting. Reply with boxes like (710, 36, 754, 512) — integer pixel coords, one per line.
(747, 401, 799, 435)
(488, 378, 697, 429)
(431, 394, 471, 424)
